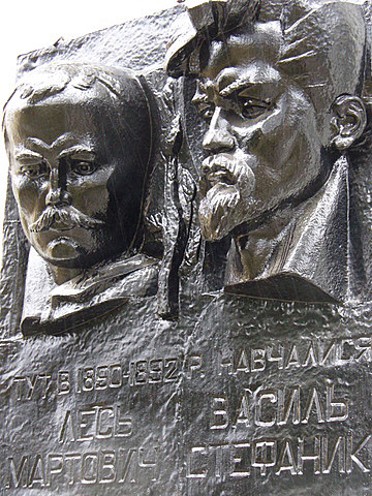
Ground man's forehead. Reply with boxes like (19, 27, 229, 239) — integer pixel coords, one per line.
(5, 95, 112, 142)
(201, 21, 282, 81)
(7, 104, 77, 136)
(4, 81, 116, 130)
(4, 110, 109, 164)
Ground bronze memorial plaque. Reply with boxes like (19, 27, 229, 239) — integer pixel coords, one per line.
(1, 1, 371, 495)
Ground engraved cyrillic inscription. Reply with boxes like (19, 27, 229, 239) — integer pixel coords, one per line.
(209, 383, 349, 430)
(59, 405, 133, 443)
(187, 434, 372, 479)
(6, 445, 159, 489)
(214, 337, 372, 377)
(11, 357, 181, 402)
(13, 374, 52, 401)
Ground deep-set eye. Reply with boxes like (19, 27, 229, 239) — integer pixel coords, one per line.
(70, 160, 97, 176)
(20, 161, 48, 179)
(196, 103, 215, 121)
(239, 97, 272, 119)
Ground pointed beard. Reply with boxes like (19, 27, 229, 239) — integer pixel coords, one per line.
(198, 154, 257, 241)
(199, 182, 255, 241)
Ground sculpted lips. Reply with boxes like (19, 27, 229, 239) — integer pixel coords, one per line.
(201, 153, 256, 193)
(202, 157, 236, 186)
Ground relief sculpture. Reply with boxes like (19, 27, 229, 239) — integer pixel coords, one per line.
(3, 1, 371, 336)
(0, 2, 371, 495)
(3, 63, 158, 335)
(167, 0, 370, 304)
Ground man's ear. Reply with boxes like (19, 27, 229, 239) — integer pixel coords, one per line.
(331, 95, 367, 151)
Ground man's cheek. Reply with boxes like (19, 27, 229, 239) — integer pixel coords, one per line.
(242, 101, 292, 155)
(13, 182, 46, 221)
(68, 185, 110, 217)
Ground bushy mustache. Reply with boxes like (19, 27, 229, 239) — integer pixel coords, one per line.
(200, 154, 252, 192)
(29, 205, 104, 233)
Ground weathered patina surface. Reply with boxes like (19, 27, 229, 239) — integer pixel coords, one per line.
(1, 1, 371, 494)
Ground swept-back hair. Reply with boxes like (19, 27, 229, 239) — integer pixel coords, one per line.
(166, 0, 367, 113)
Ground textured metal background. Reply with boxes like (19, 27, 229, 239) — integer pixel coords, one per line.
(0, 3, 371, 495)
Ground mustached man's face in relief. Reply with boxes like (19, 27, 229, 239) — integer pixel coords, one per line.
(193, 23, 331, 241)
(5, 86, 147, 272)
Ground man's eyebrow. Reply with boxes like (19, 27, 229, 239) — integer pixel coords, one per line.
(58, 146, 95, 160)
(192, 82, 211, 104)
(15, 150, 43, 161)
(192, 92, 209, 104)
(218, 73, 281, 98)
(218, 79, 255, 97)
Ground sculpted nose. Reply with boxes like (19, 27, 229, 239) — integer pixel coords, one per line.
(45, 188, 72, 206)
(45, 168, 72, 207)
(202, 108, 235, 153)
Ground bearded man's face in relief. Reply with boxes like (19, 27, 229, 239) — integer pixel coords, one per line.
(194, 23, 329, 241)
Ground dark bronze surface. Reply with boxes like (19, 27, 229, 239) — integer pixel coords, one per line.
(0, 1, 371, 494)
(3, 63, 157, 335)
(167, 0, 370, 304)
